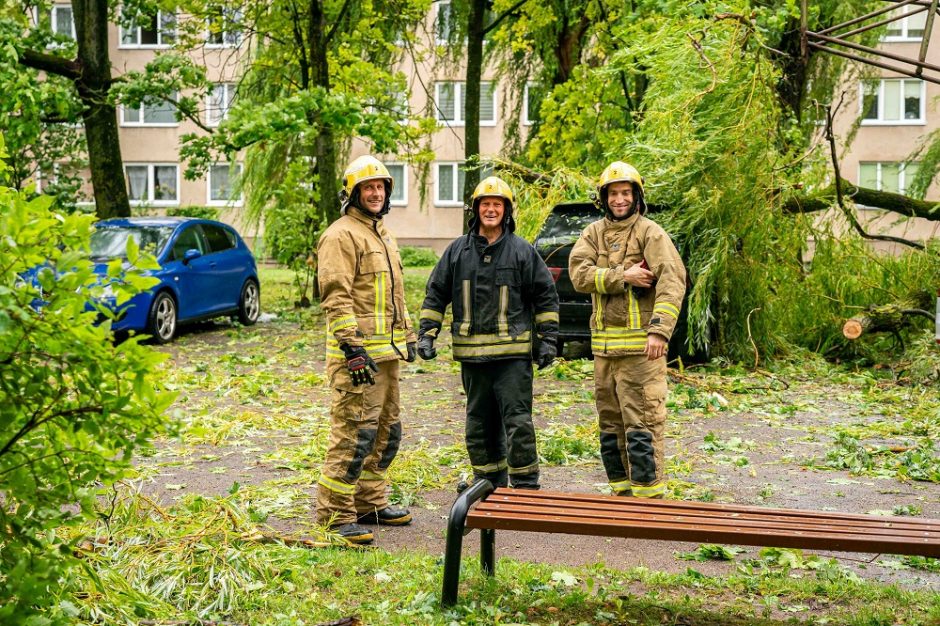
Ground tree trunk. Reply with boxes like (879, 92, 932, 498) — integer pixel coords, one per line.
(309, 0, 339, 225)
(18, 0, 130, 217)
(462, 0, 486, 216)
(75, 0, 129, 217)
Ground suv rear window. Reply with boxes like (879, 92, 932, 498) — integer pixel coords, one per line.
(535, 207, 598, 245)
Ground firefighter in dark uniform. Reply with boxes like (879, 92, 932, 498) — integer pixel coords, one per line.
(417, 176, 559, 489)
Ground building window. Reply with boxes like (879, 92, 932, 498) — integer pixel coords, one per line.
(435, 81, 496, 126)
(207, 83, 236, 126)
(51, 4, 75, 40)
(861, 79, 924, 124)
(524, 83, 545, 125)
(120, 9, 177, 47)
(436, 162, 466, 206)
(436, 0, 455, 43)
(386, 163, 407, 206)
(885, 9, 926, 41)
(125, 164, 179, 205)
(207, 163, 243, 206)
(206, 7, 243, 47)
(858, 162, 920, 194)
(121, 92, 178, 126)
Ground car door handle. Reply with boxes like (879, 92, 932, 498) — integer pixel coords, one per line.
(210, 262, 217, 267)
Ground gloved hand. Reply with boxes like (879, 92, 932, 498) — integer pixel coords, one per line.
(341, 344, 378, 385)
(535, 336, 557, 370)
(406, 341, 417, 362)
(417, 335, 436, 360)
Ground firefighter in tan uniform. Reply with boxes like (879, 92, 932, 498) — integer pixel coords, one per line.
(316, 155, 417, 544)
(569, 162, 686, 499)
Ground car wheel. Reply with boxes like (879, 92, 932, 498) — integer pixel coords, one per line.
(237, 279, 260, 326)
(147, 292, 177, 344)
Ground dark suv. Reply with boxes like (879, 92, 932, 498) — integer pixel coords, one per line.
(534, 202, 705, 363)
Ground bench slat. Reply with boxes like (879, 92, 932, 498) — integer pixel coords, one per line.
(484, 489, 940, 529)
(465, 510, 940, 557)
(474, 498, 940, 533)
(470, 503, 940, 541)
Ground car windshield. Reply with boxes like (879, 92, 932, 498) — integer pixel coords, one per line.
(536, 208, 598, 245)
(90, 226, 174, 261)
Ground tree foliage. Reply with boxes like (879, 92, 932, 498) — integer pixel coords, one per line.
(496, 0, 940, 361)
(0, 137, 173, 622)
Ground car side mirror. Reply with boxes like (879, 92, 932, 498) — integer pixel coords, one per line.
(183, 248, 202, 264)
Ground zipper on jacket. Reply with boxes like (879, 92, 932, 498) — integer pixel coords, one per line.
(374, 220, 405, 360)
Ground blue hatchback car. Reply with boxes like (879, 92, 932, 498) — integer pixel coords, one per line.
(91, 217, 260, 343)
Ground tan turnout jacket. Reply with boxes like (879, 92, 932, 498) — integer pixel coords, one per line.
(317, 209, 416, 363)
(569, 212, 686, 356)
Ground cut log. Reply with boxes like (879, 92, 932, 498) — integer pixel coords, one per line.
(843, 304, 935, 340)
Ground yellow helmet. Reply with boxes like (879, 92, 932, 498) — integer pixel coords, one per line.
(598, 161, 643, 194)
(469, 176, 515, 231)
(597, 161, 646, 217)
(341, 155, 393, 213)
(471, 176, 513, 206)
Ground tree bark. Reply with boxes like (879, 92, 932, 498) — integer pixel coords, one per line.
(462, 0, 487, 213)
(783, 180, 940, 221)
(309, 0, 339, 225)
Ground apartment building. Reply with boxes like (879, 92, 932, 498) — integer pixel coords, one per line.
(35, 3, 939, 254)
(830, 8, 940, 251)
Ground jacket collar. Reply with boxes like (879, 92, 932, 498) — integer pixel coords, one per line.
(347, 207, 382, 227)
(604, 212, 640, 231)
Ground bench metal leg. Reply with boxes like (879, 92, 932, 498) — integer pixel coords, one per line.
(481, 528, 496, 576)
(441, 479, 495, 607)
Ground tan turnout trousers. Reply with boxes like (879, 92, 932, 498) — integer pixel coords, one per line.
(594, 354, 667, 498)
(316, 359, 401, 526)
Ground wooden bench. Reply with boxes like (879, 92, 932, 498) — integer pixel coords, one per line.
(441, 481, 940, 606)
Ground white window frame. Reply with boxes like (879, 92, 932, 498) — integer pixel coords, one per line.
(121, 92, 179, 127)
(434, 81, 497, 127)
(883, 10, 927, 42)
(205, 8, 243, 48)
(435, 162, 465, 207)
(124, 163, 180, 206)
(435, 0, 454, 44)
(523, 82, 542, 126)
(385, 162, 408, 206)
(857, 161, 920, 194)
(859, 79, 925, 125)
(206, 162, 243, 206)
(50, 4, 75, 40)
(206, 83, 236, 126)
(119, 8, 177, 49)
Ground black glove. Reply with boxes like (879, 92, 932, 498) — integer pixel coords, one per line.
(417, 335, 437, 360)
(341, 344, 378, 385)
(406, 341, 417, 362)
(535, 336, 557, 370)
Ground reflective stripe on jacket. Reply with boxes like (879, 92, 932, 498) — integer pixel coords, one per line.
(317, 209, 416, 363)
(569, 213, 686, 356)
(419, 230, 559, 362)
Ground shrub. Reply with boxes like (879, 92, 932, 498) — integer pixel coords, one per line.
(0, 138, 173, 623)
(399, 245, 439, 267)
(166, 205, 221, 220)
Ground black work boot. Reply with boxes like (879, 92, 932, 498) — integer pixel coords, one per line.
(356, 506, 413, 526)
(331, 522, 374, 545)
